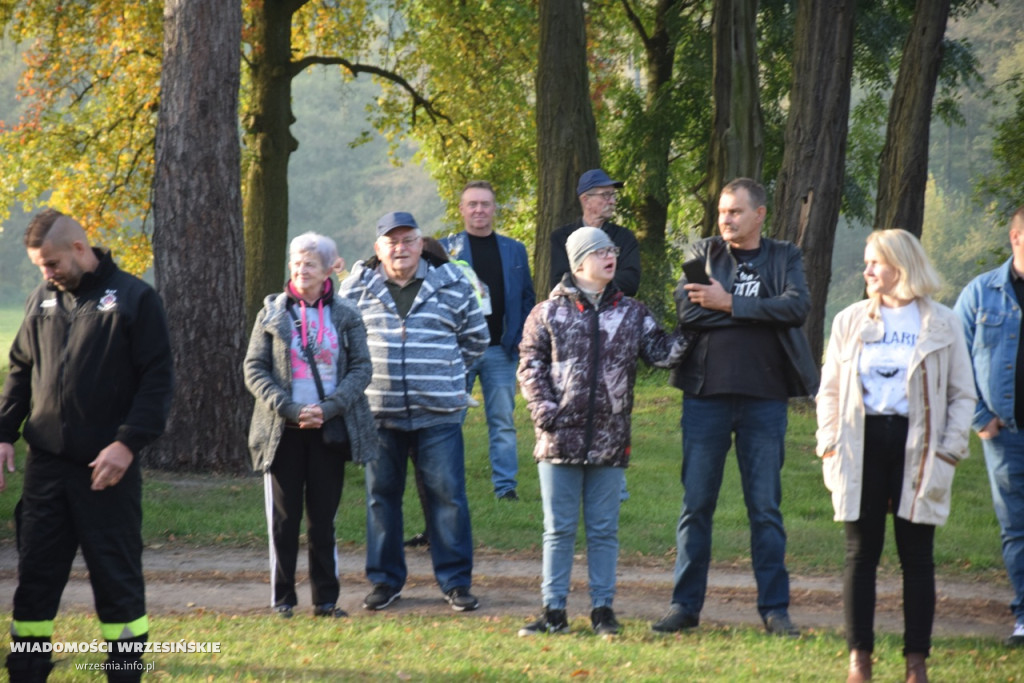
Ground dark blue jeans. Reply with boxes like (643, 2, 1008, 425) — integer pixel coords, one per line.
(671, 395, 790, 618)
(365, 422, 474, 593)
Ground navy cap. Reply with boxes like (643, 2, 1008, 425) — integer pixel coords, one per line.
(376, 211, 419, 237)
(577, 169, 624, 195)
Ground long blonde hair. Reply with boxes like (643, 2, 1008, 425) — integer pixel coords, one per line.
(865, 229, 941, 306)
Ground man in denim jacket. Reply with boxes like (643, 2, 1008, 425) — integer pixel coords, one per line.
(954, 205, 1024, 647)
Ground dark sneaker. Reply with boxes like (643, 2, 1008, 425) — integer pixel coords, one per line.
(591, 606, 621, 636)
(1007, 621, 1024, 647)
(444, 586, 480, 612)
(363, 584, 402, 611)
(404, 532, 429, 548)
(518, 607, 570, 636)
(497, 490, 520, 502)
(651, 605, 699, 632)
(274, 604, 294, 619)
(313, 603, 348, 618)
(764, 611, 800, 637)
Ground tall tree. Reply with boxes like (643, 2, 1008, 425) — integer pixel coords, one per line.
(608, 0, 692, 311)
(372, 0, 538, 238)
(0, 1, 444, 327)
(873, 0, 951, 236)
(150, 0, 247, 471)
(534, 0, 601, 291)
(772, 0, 856, 364)
(702, 0, 763, 236)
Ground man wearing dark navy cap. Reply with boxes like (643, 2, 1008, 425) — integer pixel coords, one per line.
(548, 169, 641, 296)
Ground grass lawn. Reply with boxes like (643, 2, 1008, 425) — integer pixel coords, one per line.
(0, 373, 1003, 578)
(0, 369, 1016, 679)
(0, 304, 22, 370)
(17, 613, 1022, 681)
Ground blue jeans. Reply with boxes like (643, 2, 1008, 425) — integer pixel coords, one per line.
(981, 428, 1024, 620)
(537, 461, 624, 610)
(671, 395, 790, 618)
(365, 422, 473, 593)
(467, 346, 519, 497)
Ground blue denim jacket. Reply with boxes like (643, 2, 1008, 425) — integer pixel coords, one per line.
(954, 258, 1023, 433)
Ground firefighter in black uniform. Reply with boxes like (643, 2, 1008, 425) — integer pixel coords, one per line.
(0, 209, 174, 682)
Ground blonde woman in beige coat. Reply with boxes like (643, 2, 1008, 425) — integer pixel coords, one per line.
(816, 229, 975, 683)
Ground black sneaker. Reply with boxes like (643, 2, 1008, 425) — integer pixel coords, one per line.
(763, 610, 800, 637)
(444, 586, 480, 612)
(651, 605, 699, 632)
(497, 490, 520, 502)
(404, 531, 429, 548)
(518, 607, 569, 636)
(591, 606, 621, 636)
(313, 603, 348, 618)
(274, 604, 294, 619)
(363, 584, 402, 611)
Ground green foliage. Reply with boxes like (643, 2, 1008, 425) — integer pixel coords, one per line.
(922, 177, 1008, 306)
(977, 75, 1024, 215)
(371, 0, 539, 243)
(0, 0, 163, 273)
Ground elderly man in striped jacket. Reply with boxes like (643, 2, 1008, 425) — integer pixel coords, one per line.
(339, 211, 489, 614)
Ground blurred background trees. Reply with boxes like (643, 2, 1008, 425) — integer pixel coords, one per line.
(0, 0, 1021, 470)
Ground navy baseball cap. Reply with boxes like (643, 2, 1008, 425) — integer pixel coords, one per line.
(577, 169, 624, 195)
(376, 211, 419, 237)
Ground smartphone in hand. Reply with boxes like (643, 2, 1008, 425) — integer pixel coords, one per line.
(682, 258, 711, 285)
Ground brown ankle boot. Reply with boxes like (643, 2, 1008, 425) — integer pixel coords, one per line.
(846, 649, 872, 682)
(905, 652, 928, 683)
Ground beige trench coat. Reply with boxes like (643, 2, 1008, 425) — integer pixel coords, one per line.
(815, 297, 976, 525)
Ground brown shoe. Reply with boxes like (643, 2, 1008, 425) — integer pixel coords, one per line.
(847, 649, 872, 682)
(905, 652, 928, 683)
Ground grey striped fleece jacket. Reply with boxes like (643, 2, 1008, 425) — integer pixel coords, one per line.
(338, 255, 489, 431)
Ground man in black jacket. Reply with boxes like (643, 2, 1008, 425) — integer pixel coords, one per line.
(0, 209, 174, 682)
(652, 178, 818, 638)
(549, 169, 641, 297)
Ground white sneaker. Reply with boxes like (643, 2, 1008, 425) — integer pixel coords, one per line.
(466, 396, 481, 408)
(1007, 621, 1024, 647)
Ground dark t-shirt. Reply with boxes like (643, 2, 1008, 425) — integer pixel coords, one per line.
(698, 248, 789, 400)
(385, 278, 424, 319)
(1012, 272, 1024, 426)
(468, 233, 505, 346)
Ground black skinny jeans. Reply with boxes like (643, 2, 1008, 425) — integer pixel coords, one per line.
(844, 414, 935, 655)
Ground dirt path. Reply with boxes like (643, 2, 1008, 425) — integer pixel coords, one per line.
(0, 544, 1012, 638)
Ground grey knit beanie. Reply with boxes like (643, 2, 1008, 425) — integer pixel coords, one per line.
(566, 227, 615, 272)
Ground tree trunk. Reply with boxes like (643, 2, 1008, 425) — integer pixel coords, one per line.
(151, 0, 248, 472)
(633, 0, 684, 318)
(534, 0, 601, 294)
(243, 0, 302, 326)
(703, 0, 763, 237)
(873, 0, 950, 237)
(772, 0, 856, 365)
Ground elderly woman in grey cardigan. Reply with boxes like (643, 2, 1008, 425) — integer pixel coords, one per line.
(244, 232, 376, 619)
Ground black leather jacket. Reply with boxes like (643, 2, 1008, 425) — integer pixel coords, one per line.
(670, 235, 819, 397)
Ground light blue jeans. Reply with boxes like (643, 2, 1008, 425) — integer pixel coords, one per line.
(537, 461, 624, 610)
(467, 346, 519, 497)
(981, 428, 1024, 620)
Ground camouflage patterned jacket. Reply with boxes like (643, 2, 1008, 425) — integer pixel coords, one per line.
(517, 276, 696, 467)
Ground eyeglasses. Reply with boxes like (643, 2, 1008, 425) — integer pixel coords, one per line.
(587, 191, 618, 201)
(592, 247, 620, 259)
(380, 236, 421, 249)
